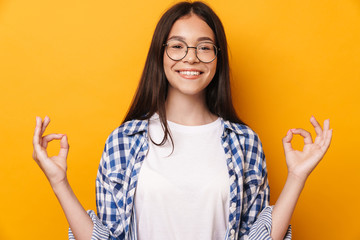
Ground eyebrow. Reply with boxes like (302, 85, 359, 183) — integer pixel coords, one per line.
(167, 35, 215, 43)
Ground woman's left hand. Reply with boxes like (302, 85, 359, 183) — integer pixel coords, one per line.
(282, 116, 333, 182)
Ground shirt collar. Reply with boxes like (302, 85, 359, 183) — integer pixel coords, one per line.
(122, 119, 149, 136)
(121, 118, 246, 136)
(221, 118, 246, 137)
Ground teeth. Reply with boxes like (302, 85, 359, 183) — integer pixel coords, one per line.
(179, 71, 200, 76)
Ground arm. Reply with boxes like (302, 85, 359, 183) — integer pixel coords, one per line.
(32, 116, 93, 240)
(237, 129, 281, 239)
(270, 117, 333, 240)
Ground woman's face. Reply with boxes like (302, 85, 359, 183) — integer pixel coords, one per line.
(163, 14, 217, 98)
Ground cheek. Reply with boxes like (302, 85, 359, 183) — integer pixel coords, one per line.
(209, 60, 217, 79)
(163, 54, 172, 79)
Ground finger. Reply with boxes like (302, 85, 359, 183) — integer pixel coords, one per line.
(33, 117, 50, 162)
(41, 116, 50, 136)
(41, 134, 64, 148)
(310, 116, 323, 137)
(282, 130, 294, 153)
(323, 119, 330, 132)
(33, 138, 48, 162)
(33, 116, 42, 146)
(322, 129, 333, 152)
(315, 119, 330, 146)
(59, 135, 69, 159)
(290, 128, 313, 144)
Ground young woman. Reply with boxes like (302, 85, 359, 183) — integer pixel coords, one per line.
(32, 2, 332, 240)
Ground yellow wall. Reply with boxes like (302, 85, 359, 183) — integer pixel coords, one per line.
(1, 0, 359, 239)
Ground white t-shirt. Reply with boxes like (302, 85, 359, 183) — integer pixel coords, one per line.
(134, 115, 230, 240)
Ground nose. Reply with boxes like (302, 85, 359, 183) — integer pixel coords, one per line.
(182, 47, 199, 63)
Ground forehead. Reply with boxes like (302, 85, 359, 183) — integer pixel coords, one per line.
(167, 14, 215, 42)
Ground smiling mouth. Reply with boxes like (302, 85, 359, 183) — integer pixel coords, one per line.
(177, 70, 203, 76)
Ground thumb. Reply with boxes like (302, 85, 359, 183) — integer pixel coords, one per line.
(59, 135, 69, 159)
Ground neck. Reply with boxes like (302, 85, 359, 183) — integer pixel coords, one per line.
(165, 89, 217, 126)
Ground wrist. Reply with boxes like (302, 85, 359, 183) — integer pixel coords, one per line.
(51, 177, 71, 195)
(286, 172, 307, 188)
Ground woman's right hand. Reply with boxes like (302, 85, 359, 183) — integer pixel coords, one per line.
(32, 116, 69, 187)
(33, 117, 95, 240)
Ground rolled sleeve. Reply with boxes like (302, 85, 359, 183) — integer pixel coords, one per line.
(68, 210, 110, 240)
(248, 206, 292, 240)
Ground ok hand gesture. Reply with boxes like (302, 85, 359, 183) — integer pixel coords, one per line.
(32, 116, 69, 187)
(282, 116, 333, 182)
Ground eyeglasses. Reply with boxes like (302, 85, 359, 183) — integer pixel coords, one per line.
(163, 39, 219, 63)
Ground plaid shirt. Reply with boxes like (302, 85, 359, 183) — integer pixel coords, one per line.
(69, 118, 291, 240)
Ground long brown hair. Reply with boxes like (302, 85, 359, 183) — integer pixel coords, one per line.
(123, 1, 244, 145)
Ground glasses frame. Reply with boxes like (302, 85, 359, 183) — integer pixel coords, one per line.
(163, 39, 220, 63)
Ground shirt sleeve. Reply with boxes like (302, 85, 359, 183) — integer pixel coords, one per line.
(248, 206, 291, 239)
(68, 210, 111, 240)
(68, 138, 125, 239)
(238, 131, 291, 240)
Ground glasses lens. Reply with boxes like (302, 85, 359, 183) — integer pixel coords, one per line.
(166, 40, 187, 61)
(197, 42, 217, 63)
(165, 40, 218, 63)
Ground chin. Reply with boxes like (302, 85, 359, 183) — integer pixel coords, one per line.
(168, 85, 207, 98)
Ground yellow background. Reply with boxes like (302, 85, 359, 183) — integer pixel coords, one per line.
(1, 0, 359, 239)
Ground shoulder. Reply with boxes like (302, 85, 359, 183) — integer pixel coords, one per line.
(104, 119, 149, 147)
(222, 120, 261, 142)
(102, 119, 148, 159)
(223, 120, 267, 174)
(222, 119, 265, 158)
(99, 119, 149, 172)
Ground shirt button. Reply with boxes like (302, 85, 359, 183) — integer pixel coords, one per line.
(230, 229, 235, 239)
(230, 203, 236, 212)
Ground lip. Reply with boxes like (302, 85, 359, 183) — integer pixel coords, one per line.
(175, 68, 204, 79)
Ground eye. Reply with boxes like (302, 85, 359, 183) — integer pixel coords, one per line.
(197, 43, 213, 51)
(171, 45, 183, 49)
(167, 41, 186, 50)
(199, 46, 211, 51)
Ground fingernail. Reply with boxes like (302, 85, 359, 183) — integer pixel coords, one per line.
(290, 128, 296, 132)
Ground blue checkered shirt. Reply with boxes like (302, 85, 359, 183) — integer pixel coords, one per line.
(69, 118, 292, 239)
